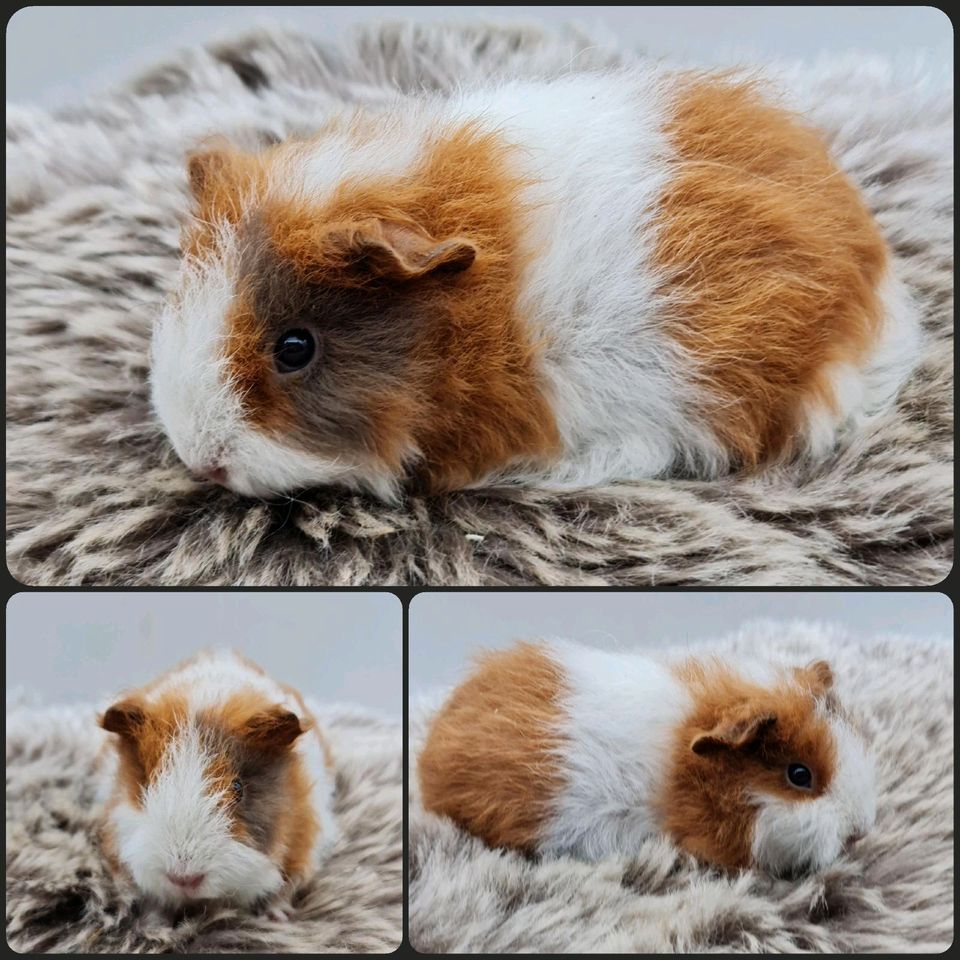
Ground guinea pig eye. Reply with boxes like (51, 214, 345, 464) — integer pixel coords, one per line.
(231, 777, 244, 799)
(786, 763, 813, 790)
(273, 328, 316, 374)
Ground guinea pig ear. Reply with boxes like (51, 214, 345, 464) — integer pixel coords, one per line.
(794, 659, 834, 695)
(326, 218, 477, 281)
(100, 698, 146, 739)
(185, 143, 259, 222)
(240, 706, 307, 751)
(187, 149, 230, 200)
(691, 707, 777, 755)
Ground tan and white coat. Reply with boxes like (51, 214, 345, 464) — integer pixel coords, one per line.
(418, 640, 876, 874)
(152, 69, 919, 499)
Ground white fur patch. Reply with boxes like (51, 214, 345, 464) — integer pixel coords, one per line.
(277, 112, 429, 203)
(538, 640, 689, 859)
(863, 269, 924, 416)
(452, 70, 728, 488)
(299, 727, 340, 862)
(150, 226, 246, 480)
(146, 648, 296, 713)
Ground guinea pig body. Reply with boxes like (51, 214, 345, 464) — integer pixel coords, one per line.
(152, 69, 919, 499)
(97, 650, 337, 913)
(417, 640, 876, 875)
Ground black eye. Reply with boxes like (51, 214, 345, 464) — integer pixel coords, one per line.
(273, 329, 316, 373)
(787, 763, 813, 790)
(231, 777, 244, 799)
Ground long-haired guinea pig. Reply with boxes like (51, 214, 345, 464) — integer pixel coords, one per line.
(152, 69, 919, 500)
(96, 650, 337, 915)
(417, 640, 876, 875)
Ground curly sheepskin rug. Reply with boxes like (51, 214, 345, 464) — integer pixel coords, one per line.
(5, 22, 953, 585)
(5, 698, 402, 953)
(408, 622, 954, 953)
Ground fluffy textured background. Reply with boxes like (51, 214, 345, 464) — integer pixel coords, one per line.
(409, 622, 954, 952)
(5, 22, 953, 585)
(5, 697, 402, 953)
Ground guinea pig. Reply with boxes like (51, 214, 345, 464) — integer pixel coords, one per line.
(96, 649, 337, 917)
(417, 640, 876, 875)
(152, 68, 919, 500)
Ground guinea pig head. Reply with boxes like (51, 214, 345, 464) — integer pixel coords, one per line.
(100, 692, 311, 907)
(662, 659, 876, 875)
(149, 133, 534, 501)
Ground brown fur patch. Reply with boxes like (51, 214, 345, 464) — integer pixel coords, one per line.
(181, 147, 265, 259)
(211, 689, 319, 875)
(417, 641, 567, 852)
(656, 74, 889, 465)
(216, 694, 308, 750)
(272, 755, 321, 881)
(222, 285, 296, 435)
(99, 691, 189, 807)
(792, 659, 835, 698)
(660, 658, 837, 869)
(189, 123, 560, 492)
(274, 684, 329, 876)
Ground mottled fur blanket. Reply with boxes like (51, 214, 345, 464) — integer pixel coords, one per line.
(5, 23, 953, 585)
(409, 622, 954, 952)
(5, 698, 401, 952)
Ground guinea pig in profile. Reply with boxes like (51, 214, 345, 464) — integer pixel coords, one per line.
(152, 69, 919, 500)
(417, 640, 876, 875)
(97, 650, 337, 917)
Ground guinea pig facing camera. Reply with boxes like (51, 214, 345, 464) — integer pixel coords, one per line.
(97, 650, 337, 920)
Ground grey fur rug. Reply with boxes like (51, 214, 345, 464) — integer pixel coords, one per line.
(409, 622, 954, 953)
(5, 698, 402, 953)
(5, 23, 953, 585)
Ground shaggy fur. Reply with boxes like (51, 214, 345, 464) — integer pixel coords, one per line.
(5, 697, 401, 953)
(5, 22, 953, 585)
(409, 622, 954, 953)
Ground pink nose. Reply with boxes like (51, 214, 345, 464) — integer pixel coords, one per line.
(166, 871, 205, 890)
(194, 465, 228, 486)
